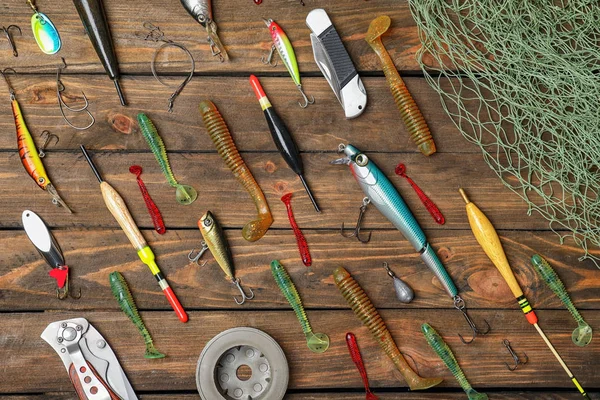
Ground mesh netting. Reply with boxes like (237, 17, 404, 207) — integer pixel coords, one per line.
(408, 0, 600, 264)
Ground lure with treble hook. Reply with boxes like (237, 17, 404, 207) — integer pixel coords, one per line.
(27, 0, 61, 54)
(2, 70, 72, 213)
(179, 0, 229, 61)
(271, 260, 329, 353)
(22, 210, 81, 299)
(531, 254, 592, 347)
(332, 144, 490, 343)
(190, 211, 255, 305)
(137, 113, 198, 205)
(262, 19, 314, 108)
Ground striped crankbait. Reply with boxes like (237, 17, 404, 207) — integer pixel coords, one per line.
(109, 271, 165, 359)
(262, 19, 314, 108)
(137, 113, 197, 205)
(27, 0, 61, 54)
(271, 260, 329, 353)
(1, 69, 72, 212)
(531, 254, 592, 347)
(189, 211, 255, 305)
(334, 266, 443, 390)
(421, 323, 488, 400)
(199, 100, 273, 242)
(332, 143, 489, 343)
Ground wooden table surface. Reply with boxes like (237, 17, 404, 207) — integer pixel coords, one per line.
(0, 0, 598, 399)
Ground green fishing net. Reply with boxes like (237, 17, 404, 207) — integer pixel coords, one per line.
(408, 0, 600, 264)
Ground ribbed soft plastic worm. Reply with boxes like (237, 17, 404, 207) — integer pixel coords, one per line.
(281, 193, 312, 266)
(346, 332, 379, 400)
(129, 165, 166, 235)
(333, 266, 443, 390)
(109, 271, 165, 359)
(137, 113, 197, 205)
(365, 16, 435, 156)
(271, 260, 329, 353)
(199, 100, 273, 242)
(531, 254, 592, 347)
(421, 323, 488, 400)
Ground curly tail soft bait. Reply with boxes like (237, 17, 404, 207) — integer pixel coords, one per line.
(109, 271, 165, 359)
(271, 260, 329, 353)
(333, 266, 443, 390)
(421, 323, 487, 400)
(137, 113, 197, 205)
(365, 16, 435, 156)
(531, 254, 592, 347)
(199, 100, 273, 241)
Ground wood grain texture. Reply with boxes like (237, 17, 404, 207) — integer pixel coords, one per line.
(1, 311, 598, 393)
(0, 0, 422, 74)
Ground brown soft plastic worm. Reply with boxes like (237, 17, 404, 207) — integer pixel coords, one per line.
(199, 100, 273, 241)
(333, 266, 443, 390)
(365, 16, 436, 156)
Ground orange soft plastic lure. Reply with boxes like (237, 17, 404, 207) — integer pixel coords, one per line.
(198, 100, 273, 241)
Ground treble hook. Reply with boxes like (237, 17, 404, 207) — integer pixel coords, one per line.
(261, 45, 278, 66)
(341, 197, 372, 243)
(38, 130, 59, 158)
(503, 339, 528, 371)
(454, 295, 491, 344)
(1, 68, 17, 99)
(188, 241, 209, 267)
(297, 85, 315, 108)
(56, 271, 82, 300)
(1, 25, 22, 57)
(56, 58, 95, 130)
(232, 278, 255, 305)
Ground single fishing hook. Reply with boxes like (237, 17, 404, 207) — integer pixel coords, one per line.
(232, 278, 255, 305)
(1, 25, 22, 57)
(454, 295, 491, 344)
(56, 271, 82, 300)
(188, 241, 209, 267)
(261, 45, 278, 66)
(297, 85, 315, 108)
(341, 197, 372, 243)
(38, 130, 59, 158)
(56, 58, 95, 130)
(503, 339, 528, 371)
(1, 68, 17, 100)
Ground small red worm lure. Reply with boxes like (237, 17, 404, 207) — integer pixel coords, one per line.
(129, 165, 166, 234)
(345, 333, 379, 400)
(395, 163, 445, 225)
(281, 193, 312, 266)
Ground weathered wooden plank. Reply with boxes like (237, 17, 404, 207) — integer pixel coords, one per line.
(1, 229, 597, 311)
(1, 310, 598, 393)
(0, 76, 460, 154)
(0, 0, 422, 74)
(0, 152, 554, 232)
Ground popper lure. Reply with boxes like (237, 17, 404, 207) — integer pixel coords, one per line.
(421, 323, 488, 400)
(109, 271, 165, 359)
(271, 260, 329, 353)
(333, 267, 443, 390)
(137, 113, 198, 205)
(27, 0, 61, 54)
(1, 69, 72, 212)
(459, 188, 589, 398)
(199, 100, 273, 242)
(262, 19, 314, 108)
(180, 0, 228, 61)
(332, 144, 489, 343)
(531, 254, 592, 347)
(189, 211, 255, 304)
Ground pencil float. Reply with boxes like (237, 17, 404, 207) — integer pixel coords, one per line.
(249, 75, 320, 212)
(80, 145, 187, 323)
(459, 188, 589, 399)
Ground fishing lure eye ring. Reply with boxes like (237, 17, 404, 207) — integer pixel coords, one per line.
(355, 154, 369, 166)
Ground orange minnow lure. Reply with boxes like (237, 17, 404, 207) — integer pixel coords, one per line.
(2, 69, 72, 212)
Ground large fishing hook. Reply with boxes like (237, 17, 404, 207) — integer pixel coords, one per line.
(56, 58, 95, 130)
(502, 339, 528, 371)
(188, 241, 209, 267)
(261, 44, 278, 66)
(454, 295, 491, 344)
(297, 85, 315, 108)
(1, 25, 21, 57)
(232, 278, 255, 305)
(341, 197, 372, 243)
